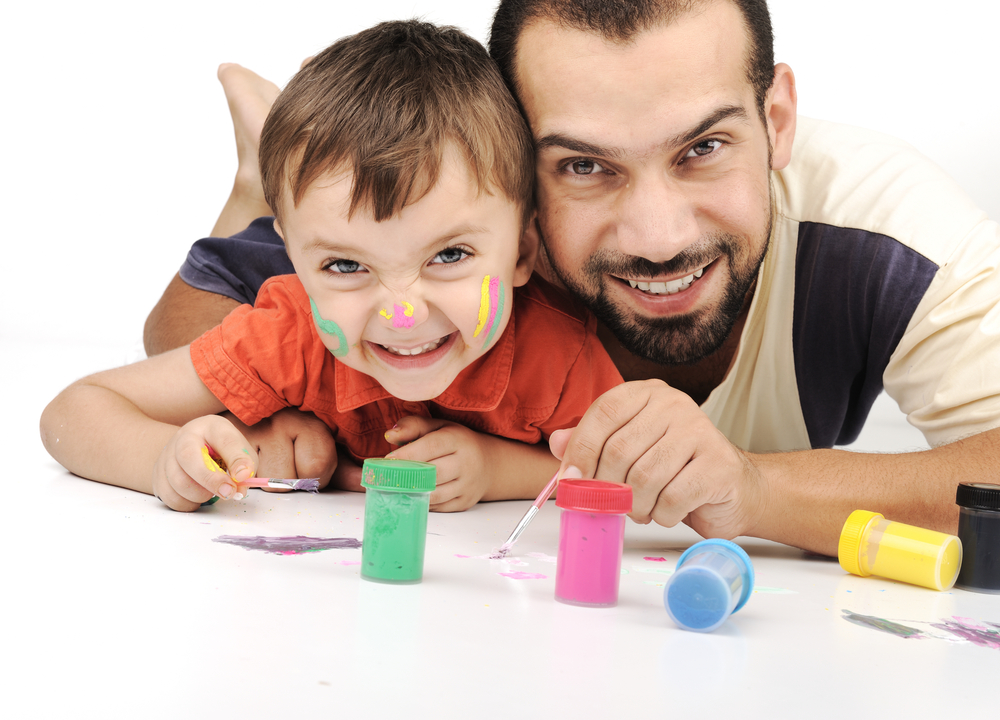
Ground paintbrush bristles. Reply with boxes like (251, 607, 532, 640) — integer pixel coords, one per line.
(291, 477, 321, 493)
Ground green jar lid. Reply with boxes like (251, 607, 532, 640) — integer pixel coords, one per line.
(361, 458, 437, 492)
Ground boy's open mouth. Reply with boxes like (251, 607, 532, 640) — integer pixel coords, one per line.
(378, 334, 449, 357)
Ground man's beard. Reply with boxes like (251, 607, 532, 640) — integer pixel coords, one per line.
(545, 229, 770, 366)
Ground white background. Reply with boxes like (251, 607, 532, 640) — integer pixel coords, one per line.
(3, 1, 996, 450)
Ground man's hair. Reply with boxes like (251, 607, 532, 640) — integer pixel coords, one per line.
(260, 20, 534, 224)
(489, 0, 775, 124)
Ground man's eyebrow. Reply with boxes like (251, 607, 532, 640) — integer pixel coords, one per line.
(670, 105, 750, 148)
(534, 104, 751, 158)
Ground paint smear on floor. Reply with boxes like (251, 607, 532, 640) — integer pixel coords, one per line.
(213, 535, 362, 555)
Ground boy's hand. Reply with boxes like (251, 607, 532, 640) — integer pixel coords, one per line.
(384, 417, 492, 512)
(152, 415, 257, 511)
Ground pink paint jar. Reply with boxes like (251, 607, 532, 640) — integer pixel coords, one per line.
(554, 479, 633, 607)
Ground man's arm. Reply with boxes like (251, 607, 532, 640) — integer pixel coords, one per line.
(144, 273, 241, 355)
(549, 380, 977, 557)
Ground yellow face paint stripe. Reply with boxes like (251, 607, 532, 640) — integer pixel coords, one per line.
(474, 275, 492, 337)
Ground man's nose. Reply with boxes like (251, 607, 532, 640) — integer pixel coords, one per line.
(614, 176, 700, 263)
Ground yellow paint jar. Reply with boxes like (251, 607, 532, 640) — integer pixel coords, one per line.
(838, 510, 962, 591)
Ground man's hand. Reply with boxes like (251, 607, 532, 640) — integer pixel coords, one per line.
(223, 408, 338, 490)
(548, 380, 768, 540)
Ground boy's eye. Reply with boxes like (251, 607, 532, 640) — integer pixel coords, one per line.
(325, 259, 364, 274)
(685, 139, 723, 158)
(431, 247, 470, 265)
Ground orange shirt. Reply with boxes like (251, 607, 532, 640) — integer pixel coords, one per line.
(191, 274, 623, 461)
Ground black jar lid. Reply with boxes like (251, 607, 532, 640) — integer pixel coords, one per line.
(956, 482, 1000, 511)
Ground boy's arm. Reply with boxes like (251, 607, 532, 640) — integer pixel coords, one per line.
(40, 347, 250, 506)
(144, 273, 241, 355)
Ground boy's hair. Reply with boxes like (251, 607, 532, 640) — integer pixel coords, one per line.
(260, 20, 535, 226)
(489, 0, 775, 126)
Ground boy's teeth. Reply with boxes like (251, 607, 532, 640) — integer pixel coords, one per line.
(627, 267, 704, 295)
(383, 336, 446, 356)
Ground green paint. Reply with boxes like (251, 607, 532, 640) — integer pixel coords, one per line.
(361, 488, 431, 583)
(483, 281, 505, 349)
(310, 297, 349, 357)
(842, 611, 926, 639)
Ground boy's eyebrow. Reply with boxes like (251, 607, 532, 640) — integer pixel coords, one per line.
(535, 104, 750, 159)
(299, 223, 495, 256)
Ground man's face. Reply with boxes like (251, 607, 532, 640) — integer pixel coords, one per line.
(515, 2, 778, 365)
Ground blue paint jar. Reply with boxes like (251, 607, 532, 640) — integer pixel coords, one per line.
(663, 539, 754, 632)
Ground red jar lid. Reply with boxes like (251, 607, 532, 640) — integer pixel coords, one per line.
(555, 479, 633, 514)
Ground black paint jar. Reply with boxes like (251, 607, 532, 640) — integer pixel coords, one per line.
(955, 482, 1000, 593)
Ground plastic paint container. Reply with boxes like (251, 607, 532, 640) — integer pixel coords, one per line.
(663, 539, 755, 633)
(554, 479, 633, 607)
(838, 509, 962, 591)
(955, 482, 1000, 594)
(360, 458, 436, 584)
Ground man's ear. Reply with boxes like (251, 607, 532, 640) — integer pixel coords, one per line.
(767, 63, 797, 171)
(512, 211, 541, 287)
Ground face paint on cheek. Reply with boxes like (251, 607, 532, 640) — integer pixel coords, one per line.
(202, 446, 225, 473)
(473, 275, 505, 349)
(310, 297, 350, 357)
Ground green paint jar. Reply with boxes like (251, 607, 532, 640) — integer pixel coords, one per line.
(360, 459, 436, 584)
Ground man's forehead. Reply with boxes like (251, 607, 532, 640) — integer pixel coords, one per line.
(513, 5, 753, 147)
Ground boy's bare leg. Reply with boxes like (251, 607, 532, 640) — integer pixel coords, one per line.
(210, 63, 280, 238)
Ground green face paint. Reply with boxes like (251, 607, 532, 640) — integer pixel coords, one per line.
(360, 459, 437, 584)
(309, 296, 349, 357)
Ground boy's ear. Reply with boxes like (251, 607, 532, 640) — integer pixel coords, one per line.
(512, 211, 540, 288)
(272, 218, 285, 241)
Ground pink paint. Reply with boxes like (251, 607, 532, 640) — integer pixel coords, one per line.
(483, 276, 500, 336)
(339, 560, 362, 566)
(454, 554, 471, 558)
(643, 556, 668, 562)
(391, 303, 414, 329)
(552, 481, 632, 607)
(500, 572, 547, 580)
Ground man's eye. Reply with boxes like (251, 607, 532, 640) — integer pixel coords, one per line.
(566, 159, 607, 175)
(685, 139, 723, 158)
(325, 259, 363, 274)
(431, 247, 469, 265)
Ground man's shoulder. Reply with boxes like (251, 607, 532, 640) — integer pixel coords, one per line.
(779, 117, 987, 264)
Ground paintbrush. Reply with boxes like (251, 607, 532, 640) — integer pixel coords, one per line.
(492, 471, 560, 558)
(241, 477, 321, 493)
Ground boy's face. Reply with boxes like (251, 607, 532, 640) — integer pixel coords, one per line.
(277, 144, 535, 402)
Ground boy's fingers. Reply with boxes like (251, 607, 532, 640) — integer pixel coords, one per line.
(384, 416, 448, 446)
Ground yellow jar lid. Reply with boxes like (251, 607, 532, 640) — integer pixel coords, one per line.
(838, 509, 883, 577)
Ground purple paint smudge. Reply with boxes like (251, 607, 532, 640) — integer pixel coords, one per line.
(931, 618, 1000, 650)
(499, 572, 547, 580)
(643, 556, 668, 562)
(213, 535, 362, 555)
(841, 611, 926, 639)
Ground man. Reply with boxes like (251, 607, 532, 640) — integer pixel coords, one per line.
(146, 0, 1000, 556)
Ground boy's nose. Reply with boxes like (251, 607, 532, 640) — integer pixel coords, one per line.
(379, 301, 418, 329)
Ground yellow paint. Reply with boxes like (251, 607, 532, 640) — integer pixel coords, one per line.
(402, 301, 414, 317)
(379, 308, 393, 320)
(839, 510, 962, 591)
(474, 275, 491, 337)
(202, 446, 225, 473)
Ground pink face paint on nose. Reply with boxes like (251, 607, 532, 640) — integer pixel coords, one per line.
(391, 302, 414, 328)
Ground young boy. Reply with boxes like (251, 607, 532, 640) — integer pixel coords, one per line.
(40, 20, 622, 512)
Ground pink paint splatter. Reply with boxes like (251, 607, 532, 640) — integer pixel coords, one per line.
(483, 277, 500, 336)
(454, 554, 471, 558)
(500, 572, 547, 580)
(339, 560, 362, 566)
(392, 303, 414, 329)
(643, 556, 668, 562)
